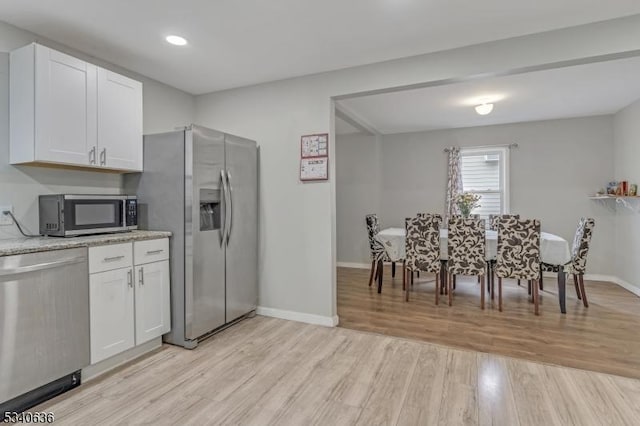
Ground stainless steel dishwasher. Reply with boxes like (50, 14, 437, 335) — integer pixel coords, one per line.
(0, 247, 90, 412)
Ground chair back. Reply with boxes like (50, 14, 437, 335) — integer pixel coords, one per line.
(405, 214, 442, 273)
(571, 218, 595, 274)
(495, 217, 541, 280)
(365, 214, 386, 261)
(489, 214, 520, 230)
(448, 217, 486, 276)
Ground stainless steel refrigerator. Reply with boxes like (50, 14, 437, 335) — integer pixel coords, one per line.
(125, 125, 258, 349)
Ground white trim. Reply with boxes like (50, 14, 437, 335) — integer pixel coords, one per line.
(82, 337, 162, 381)
(337, 261, 370, 269)
(256, 306, 339, 327)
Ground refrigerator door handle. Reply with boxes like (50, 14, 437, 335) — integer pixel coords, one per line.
(220, 169, 228, 247)
(226, 171, 233, 246)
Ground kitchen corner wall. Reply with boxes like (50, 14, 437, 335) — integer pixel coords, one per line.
(0, 20, 196, 239)
(613, 98, 640, 292)
(336, 116, 616, 276)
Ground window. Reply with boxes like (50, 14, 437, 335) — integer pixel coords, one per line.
(460, 147, 509, 220)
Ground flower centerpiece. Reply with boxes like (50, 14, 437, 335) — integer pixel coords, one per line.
(455, 192, 481, 218)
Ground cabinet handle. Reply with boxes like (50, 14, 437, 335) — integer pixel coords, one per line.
(139, 267, 144, 286)
(89, 147, 96, 165)
(127, 269, 132, 288)
(104, 255, 124, 262)
(146, 249, 163, 255)
(100, 148, 106, 166)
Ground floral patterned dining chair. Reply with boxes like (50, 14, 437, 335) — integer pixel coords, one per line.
(495, 217, 541, 315)
(541, 217, 595, 308)
(447, 217, 486, 308)
(365, 214, 394, 293)
(404, 214, 442, 303)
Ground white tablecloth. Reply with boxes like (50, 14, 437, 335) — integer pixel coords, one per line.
(375, 227, 571, 266)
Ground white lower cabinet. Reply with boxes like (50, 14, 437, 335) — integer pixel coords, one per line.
(89, 238, 170, 365)
(134, 260, 170, 345)
(89, 268, 135, 364)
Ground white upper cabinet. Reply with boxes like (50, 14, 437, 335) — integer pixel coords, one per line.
(98, 68, 143, 171)
(10, 43, 143, 173)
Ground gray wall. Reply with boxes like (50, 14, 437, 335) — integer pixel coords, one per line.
(337, 116, 616, 275)
(0, 21, 195, 239)
(614, 99, 640, 291)
(336, 133, 380, 264)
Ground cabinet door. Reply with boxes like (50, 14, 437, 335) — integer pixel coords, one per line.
(97, 68, 143, 171)
(134, 260, 170, 345)
(89, 268, 135, 364)
(35, 44, 97, 165)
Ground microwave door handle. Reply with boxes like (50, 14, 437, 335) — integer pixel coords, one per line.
(219, 169, 227, 247)
(121, 199, 127, 228)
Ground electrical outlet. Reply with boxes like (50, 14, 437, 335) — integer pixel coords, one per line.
(0, 205, 14, 226)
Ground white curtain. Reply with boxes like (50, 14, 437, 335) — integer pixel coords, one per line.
(446, 147, 463, 218)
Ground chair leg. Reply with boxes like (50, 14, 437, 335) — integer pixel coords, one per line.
(377, 260, 383, 294)
(435, 271, 439, 305)
(392, 262, 396, 278)
(405, 269, 410, 302)
(368, 260, 377, 287)
(453, 275, 457, 290)
(578, 275, 589, 308)
(573, 274, 581, 300)
(533, 279, 540, 315)
(480, 275, 485, 310)
(402, 262, 406, 291)
(498, 277, 503, 312)
(448, 273, 453, 306)
(411, 272, 414, 286)
(417, 271, 420, 278)
(491, 273, 495, 300)
(539, 271, 544, 290)
(528, 280, 531, 296)
(517, 279, 521, 286)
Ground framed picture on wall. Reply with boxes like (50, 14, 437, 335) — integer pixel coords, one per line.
(301, 133, 329, 158)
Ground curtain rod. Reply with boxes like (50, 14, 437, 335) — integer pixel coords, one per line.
(444, 143, 518, 153)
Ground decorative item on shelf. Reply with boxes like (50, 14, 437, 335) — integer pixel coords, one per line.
(596, 188, 605, 196)
(455, 192, 481, 218)
(607, 181, 618, 195)
(630, 184, 638, 197)
(620, 181, 629, 196)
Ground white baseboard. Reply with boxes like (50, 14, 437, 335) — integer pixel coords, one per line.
(337, 262, 370, 269)
(82, 337, 163, 382)
(256, 306, 339, 327)
(608, 276, 640, 297)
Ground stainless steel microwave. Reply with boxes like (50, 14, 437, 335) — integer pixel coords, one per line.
(39, 194, 138, 237)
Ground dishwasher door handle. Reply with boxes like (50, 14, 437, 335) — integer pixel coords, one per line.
(0, 256, 86, 277)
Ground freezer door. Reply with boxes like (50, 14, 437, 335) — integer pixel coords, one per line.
(224, 134, 258, 322)
(185, 125, 227, 339)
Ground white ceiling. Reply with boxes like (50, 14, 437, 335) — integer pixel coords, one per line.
(1, 1, 639, 94)
(336, 56, 640, 134)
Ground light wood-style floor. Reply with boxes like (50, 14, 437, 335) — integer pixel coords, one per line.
(338, 266, 640, 380)
(35, 316, 640, 425)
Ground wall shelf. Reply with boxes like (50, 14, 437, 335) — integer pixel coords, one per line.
(589, 195, 640, 213)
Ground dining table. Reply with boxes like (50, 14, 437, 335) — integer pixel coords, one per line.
(376, 227, 572, 313)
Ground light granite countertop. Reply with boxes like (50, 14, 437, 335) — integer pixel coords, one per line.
(0, 230, 172, 257)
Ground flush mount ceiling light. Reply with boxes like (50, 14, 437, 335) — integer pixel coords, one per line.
(166, 35, 188, 46)
(475, 102, 494, 115)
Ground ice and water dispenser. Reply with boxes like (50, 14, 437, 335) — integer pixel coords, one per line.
(199, 188, 221, 231)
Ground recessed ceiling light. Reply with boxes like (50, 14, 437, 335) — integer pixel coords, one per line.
(166, 35, 188, 46)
